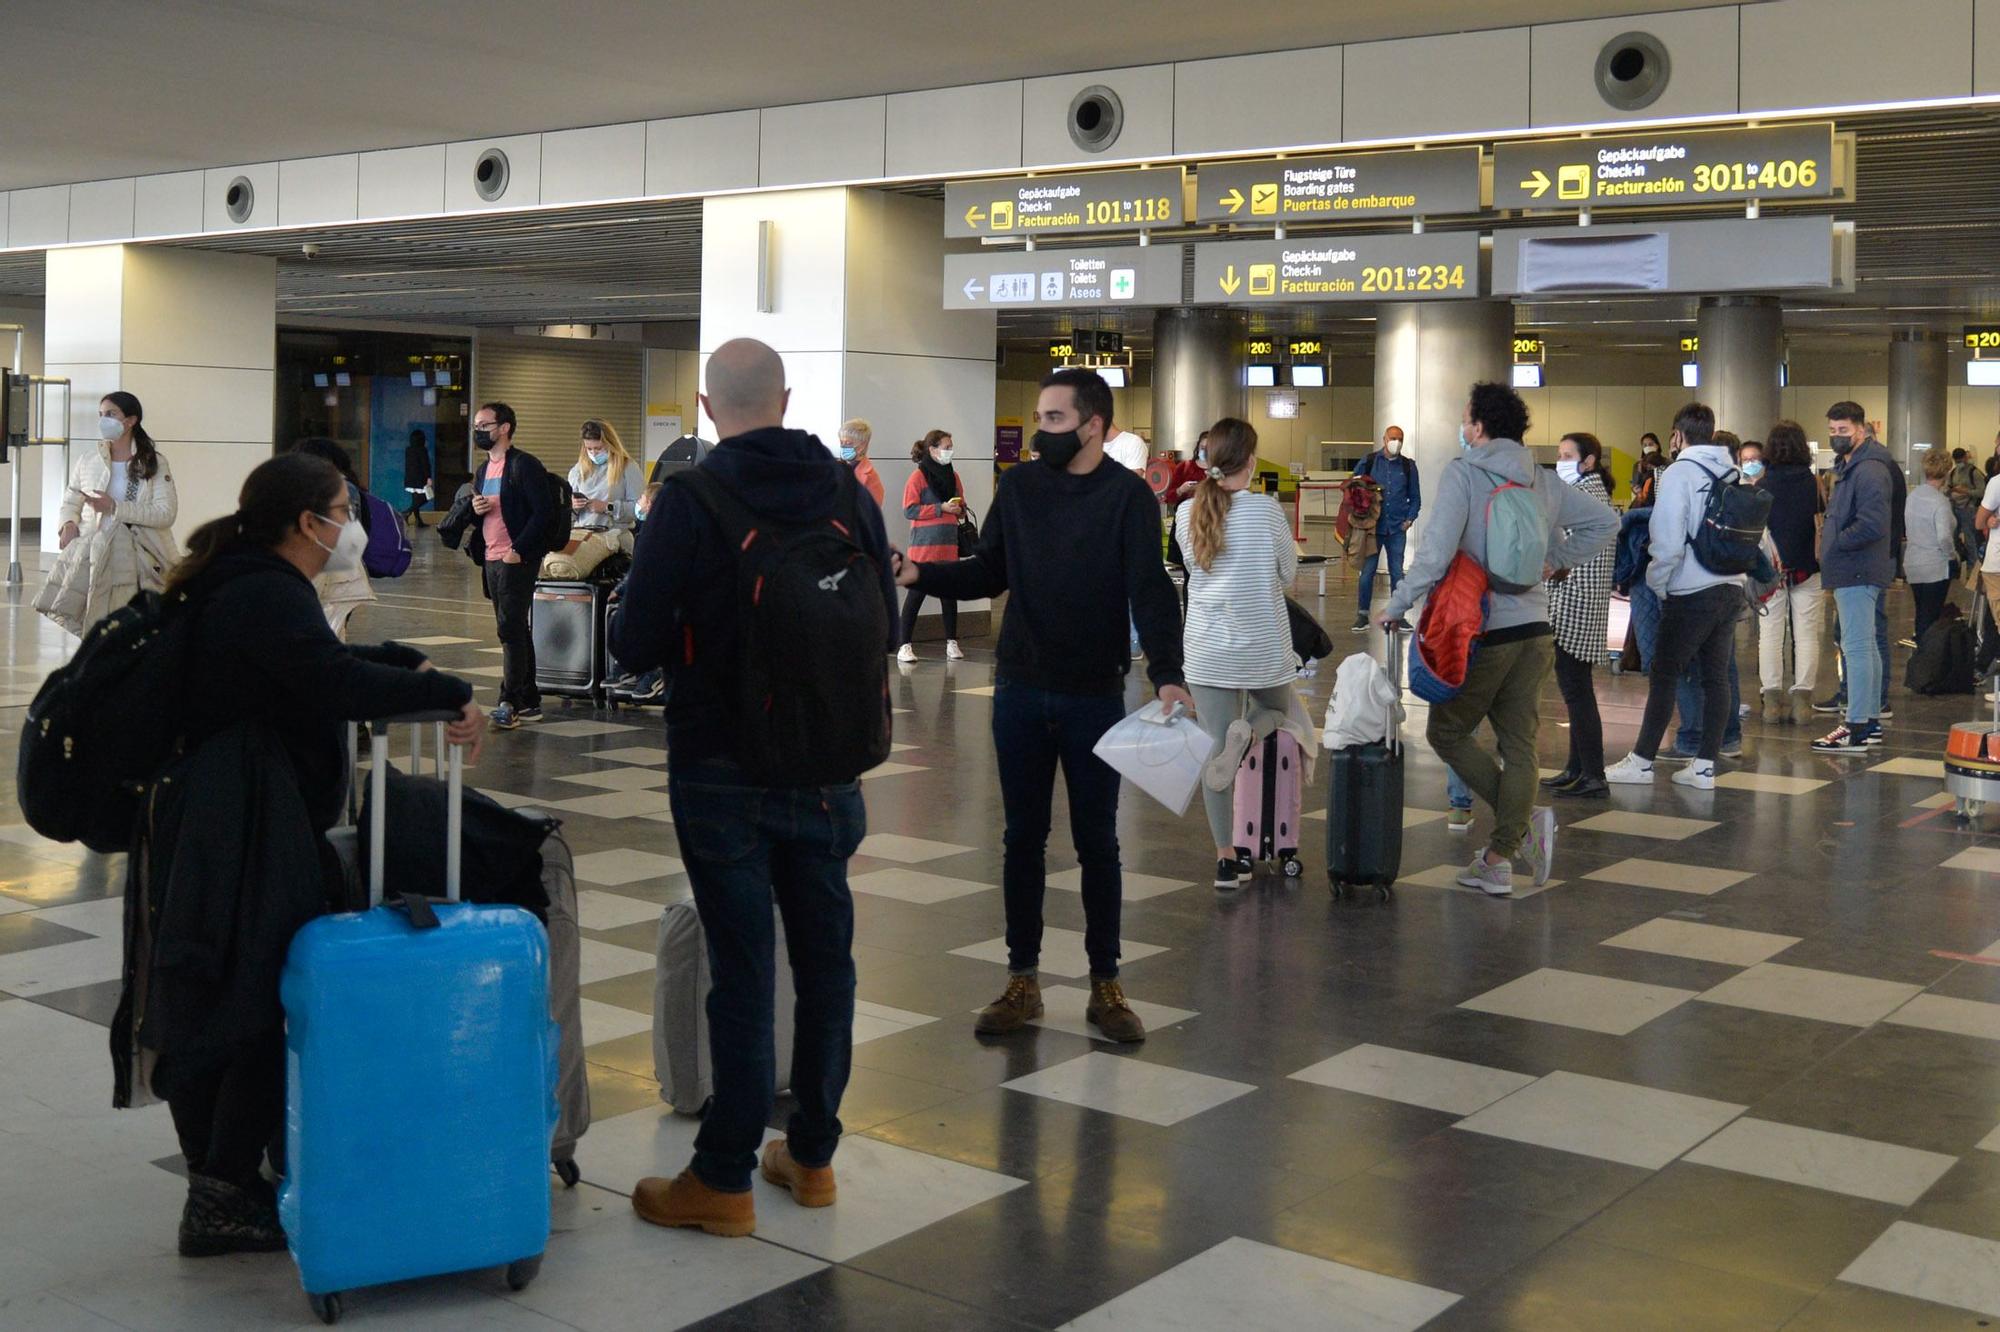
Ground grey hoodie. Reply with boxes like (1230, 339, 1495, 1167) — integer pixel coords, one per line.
(1385, 439, 1619, 633)
(1645, 443, 1744, 599)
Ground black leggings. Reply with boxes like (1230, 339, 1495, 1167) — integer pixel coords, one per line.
(1553, 646, 1604, 780)
(162, 1032, 286, 1187)
(900, 587, 958, 644)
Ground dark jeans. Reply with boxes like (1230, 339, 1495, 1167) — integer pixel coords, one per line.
(1675, 643, 1741, 753)
(1913, 579, 1949, 644)
(991, 681, 1126, 978)
(899, 587, 958, 644)
(161, 1032, 285, 1188)
(1357, 525, 1407, 611)
(1553, 646, 1604, 781)
(483, 558, 541, 710)
(1636, 584, 1742, 763)
(669, 760, 864, 1193)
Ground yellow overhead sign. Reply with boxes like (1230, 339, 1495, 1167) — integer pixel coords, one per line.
(1495, 123, 1836, 209)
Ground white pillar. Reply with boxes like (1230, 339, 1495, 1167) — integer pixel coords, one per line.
(699, 188, 998, 632)
(1374, 301, 1513, 545)
(42, 245, 276, 553)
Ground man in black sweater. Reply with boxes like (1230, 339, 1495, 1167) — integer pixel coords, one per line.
(900, 368, 1190, 1043)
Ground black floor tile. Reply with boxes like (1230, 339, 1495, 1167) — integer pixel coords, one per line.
(683, 1265, 1033, 1331)
(27, 977, 124, 1027)
(0, 913, 92, 956)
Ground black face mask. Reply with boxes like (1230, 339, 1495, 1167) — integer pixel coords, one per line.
(473, 427, 496, 450)
(1033, 429, 1082, 469)
(1830, 433, 1855, 456)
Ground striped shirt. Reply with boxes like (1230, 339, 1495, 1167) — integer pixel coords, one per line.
(1174, 491, 1299, 689)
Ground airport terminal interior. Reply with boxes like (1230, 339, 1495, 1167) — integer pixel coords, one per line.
(5, 1, 2000, 1328)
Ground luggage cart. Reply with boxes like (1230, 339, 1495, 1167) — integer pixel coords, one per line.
(1945, 684, 2000, 821)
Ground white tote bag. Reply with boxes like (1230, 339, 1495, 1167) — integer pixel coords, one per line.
(1092, 700, 1216, 816)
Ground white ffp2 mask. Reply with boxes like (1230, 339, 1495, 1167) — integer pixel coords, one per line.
(313, 511, 369, 574)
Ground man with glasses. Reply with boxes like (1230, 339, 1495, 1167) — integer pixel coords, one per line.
(467, 402, 559, 729)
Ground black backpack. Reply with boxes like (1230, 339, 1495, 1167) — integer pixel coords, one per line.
(18, 591, 197, 852)
(1688, 460, 1773, 576)
(544, 468, 574, 536)
(1906, 615, 1976, 695)
(674, 466, 891, 786)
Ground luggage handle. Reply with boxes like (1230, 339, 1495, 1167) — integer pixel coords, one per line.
(1381, 624, 1407, 754)
(362, 710, 465, 908)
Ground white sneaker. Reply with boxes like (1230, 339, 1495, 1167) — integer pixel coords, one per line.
(1527, 806, 1556, 886)
(1456, 855, 1514, 897)
(945, 640, 966, 661)
(1671, 760, 1716, 790)
(896, 644, 918, 664)
(1603, 753, 1656, 785)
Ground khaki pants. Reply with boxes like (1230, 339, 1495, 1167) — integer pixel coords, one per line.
(1757, 572, 1824, 695)
(1426, 634, 1554, 862)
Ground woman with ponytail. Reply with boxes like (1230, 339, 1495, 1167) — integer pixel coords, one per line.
(896, 428, 967, 663)
(35, 391, 180, 635)
(1171, 418, 1300, 890)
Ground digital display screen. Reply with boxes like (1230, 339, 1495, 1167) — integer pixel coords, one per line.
(1245, 365, 1277, 388)
(1290, 364, 1327, 388)
(1512, 363, 1544, 389)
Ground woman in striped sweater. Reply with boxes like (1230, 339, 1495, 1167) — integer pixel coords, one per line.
(897, 429, 966, 663)
(1173, 418, 1300, 890)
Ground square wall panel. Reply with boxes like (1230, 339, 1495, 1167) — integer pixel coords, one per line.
(443, 135, 542, 213)
(886, 81, 1023, 178)
(10, 186, 71, 248)
(1021, 64, 1175, 167)
(646, 110, 760, 196)
(68, 179, 135, 244)
(541, 122, 647, 205)
(760, 97, 887, 188)
(1174, 47, 1342, 155)
(202, 163, 279, 232)
(1742, 0, 1972, 112)
(278, 155, 359, 227)
(134, 172, 203, 239)
(358, 145, 446, 219)
(1531, 8, 1740, 127)
(1344, 29, 1531, 141)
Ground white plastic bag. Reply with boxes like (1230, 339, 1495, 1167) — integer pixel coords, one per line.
(1092, 700, 1216, 816)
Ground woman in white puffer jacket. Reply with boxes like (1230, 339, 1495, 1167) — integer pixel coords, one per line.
(35, 392, 180, 636)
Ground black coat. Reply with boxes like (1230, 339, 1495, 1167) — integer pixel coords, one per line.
(463, 445, 559, 567)
(1758, 463, 1822, 579)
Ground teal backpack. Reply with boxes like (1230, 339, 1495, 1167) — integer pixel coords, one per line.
(1473, 464, 1550, 594)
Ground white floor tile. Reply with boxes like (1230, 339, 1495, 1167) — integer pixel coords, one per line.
(0, 895, 29, 915)
(848, 867, 992, 905)
(1698, 962, 1925, 1027)
(955, 685, 998, 697)
(1048, 867, 1195, 902)
(1978, 1123, 2000, 1153)
(1685, 1118, 1957, 1205)
(996, 984, 1198, 1044)
(1839, 1222, 2000, 1319)
(1570, 811, 1720, 840)
(1871, 757, 1946, 778)
(0, 934, 124, 998)
(0, 1291, 127, 1330)
(533, 721, 641, 739)
(1459, 967, 1698, 1036)
(1712, 772, 1829, 795)
(587, 746, 669, 766)
(1885, 993, 2000, 1042)
(860, 761, 929, 780)
(1454, 1070, 1746, 1170)
(575, 889, 666, 933)
(25, 897, 125, 939)
(1912, 792, 1957, 810)
(852, 999, 937, 1046)
(1289, 1043, 1536, 1116)
(1061, 1236, 1460, 1332)
(576, 940, 657, 985)
(751, 1128, 1025, 1262)
(0, 825, 91, 865)
(855, 833, 975, 864)
(1601, 917, 1801, 967)
(950, 928, 1168, 979)
(572, 848, 684, 886)
(1002, 1052, 1255, 1127)
(1942, 847, 2000, 873)
(547, 790, 675, 820)
(573, 1105, 700, 1196)
(556, 767, 671, 793)
(580, 998, 655, 1046)
(1397, 862, 1560, 899)
(1581, 857, 1753, 896)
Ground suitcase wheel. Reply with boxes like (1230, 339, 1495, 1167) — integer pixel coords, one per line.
(554, 1157, 581, 1189)
(1281, 854, 1304, 880)
(507, 1255, 544, 1292)
(309, 1293, 343, 1325)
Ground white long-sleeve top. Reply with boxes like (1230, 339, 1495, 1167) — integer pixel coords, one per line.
(1174, 490, 1299, 689)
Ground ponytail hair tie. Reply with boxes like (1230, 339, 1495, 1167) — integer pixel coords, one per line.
(1206, 466, 1225, 481)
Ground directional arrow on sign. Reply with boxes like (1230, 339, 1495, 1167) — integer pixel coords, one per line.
(1219, 188, 1245, 215)
(964, 205, 986, 228)
(1219, 265, 1242, 296)
(962, 277, 984, 300)
(1521, 170, 1551, 200)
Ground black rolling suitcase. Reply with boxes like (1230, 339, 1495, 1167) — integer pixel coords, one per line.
(1327, 627, 1405, 900)
(532, 580, 608, 704)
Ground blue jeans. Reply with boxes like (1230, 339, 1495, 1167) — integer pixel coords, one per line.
(1826, 593, 1890, 712)
(1833, 585, 1885, 727)
(1447, 767, 1472, 810)
(669, 760, 865, 1192)
(991, 682, 1126, 978)
(1358, 526, 1408, 612)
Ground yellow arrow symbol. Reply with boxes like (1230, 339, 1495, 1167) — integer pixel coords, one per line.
(964, 205, 986, 227)
(1219, 187, 1244, 215)
(1521, 170, 1551, 200)
(1219, 265, 1242, 296)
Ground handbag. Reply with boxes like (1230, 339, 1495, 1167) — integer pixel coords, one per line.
(1287, 597, 1334, 662)
(1091, 700, 1216, 816)
(955, 502, 980, 557)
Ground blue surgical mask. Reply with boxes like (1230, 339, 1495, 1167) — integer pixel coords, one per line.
(587, 449, 609, 467)
(1458, 425, 1472, 452)
(1743, 460, 1765, 479)
(838, 445, 858, 462)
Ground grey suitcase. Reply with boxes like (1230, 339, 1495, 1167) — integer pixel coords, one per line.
(652, 899, 794, 1116)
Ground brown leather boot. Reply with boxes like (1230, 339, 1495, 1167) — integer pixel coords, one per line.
(632, 1170, 755, 1237)
(974, 973, 1043, 1034)
(761, 1141, 836, 1208)
(1086, 976, 1147, 1043)
(1791, 691, 1814, 727)
(1761, 689, 1786, 722)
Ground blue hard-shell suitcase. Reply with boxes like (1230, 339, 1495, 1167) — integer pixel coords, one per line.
(280, 715, 556, 1325)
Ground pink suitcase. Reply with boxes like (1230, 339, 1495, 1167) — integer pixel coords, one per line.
(1233, 730, 1305, 879)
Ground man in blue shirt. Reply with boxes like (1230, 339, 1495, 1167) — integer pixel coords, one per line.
(1352, 425, 1420, 631)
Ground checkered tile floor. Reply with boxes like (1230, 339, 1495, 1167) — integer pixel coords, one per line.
(4, 548, 2000, 1329)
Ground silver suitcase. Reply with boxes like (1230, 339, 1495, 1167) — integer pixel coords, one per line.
(652, 899, 794, 1116)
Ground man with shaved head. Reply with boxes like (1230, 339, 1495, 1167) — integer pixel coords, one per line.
(611, 337, 897, 1240)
